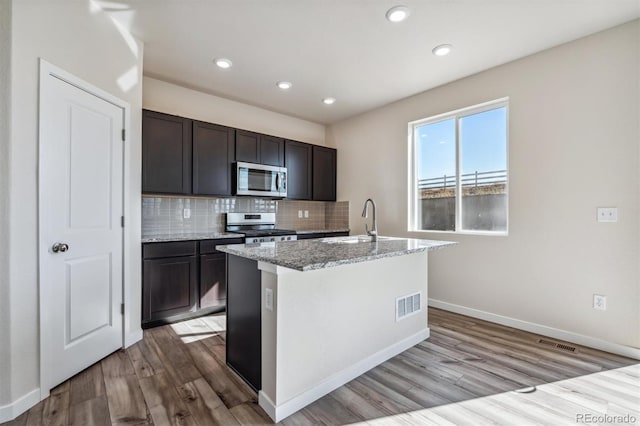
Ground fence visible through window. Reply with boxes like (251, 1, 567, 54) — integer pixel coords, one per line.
(418, 169, 507, 191)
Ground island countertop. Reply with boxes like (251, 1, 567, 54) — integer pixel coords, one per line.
(216, 235, 456, 271)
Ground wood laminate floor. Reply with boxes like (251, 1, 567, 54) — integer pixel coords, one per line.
(5, 308, 639, 426)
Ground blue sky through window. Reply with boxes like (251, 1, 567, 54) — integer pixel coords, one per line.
(417, 107, 507, 180)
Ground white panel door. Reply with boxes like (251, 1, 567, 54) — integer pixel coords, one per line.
(40, 70, 124, 388)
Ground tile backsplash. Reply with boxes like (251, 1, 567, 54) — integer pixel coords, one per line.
(142, 196, 349, 238)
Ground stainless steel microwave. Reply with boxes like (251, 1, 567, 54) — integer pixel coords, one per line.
(235, 162, 287, 197)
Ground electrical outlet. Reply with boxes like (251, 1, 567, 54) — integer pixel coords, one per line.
(183, 208, 191, 219)
(597, 207, 618, 222)
(304, 210, 309, 218)
(265, 288, 273, 311)
(593, 294, 606, 310)
(298, 210, 303, 218)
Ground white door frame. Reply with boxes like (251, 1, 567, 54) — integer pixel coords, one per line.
(38, 59, 131, 399)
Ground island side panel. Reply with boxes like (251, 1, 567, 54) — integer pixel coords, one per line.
(263, 251, 429, 417)
(260, 267, 278, 406)
(226, 254, 262, 391)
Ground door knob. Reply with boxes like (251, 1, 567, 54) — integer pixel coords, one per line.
(52, 243, 69, 253)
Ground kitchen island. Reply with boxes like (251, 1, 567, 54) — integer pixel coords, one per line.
(217, 236, 455, 422)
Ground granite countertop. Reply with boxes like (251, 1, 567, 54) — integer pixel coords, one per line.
(216, 235, 456, 271)
(295, 229, 350, 234)
(142, 232, 242, 243)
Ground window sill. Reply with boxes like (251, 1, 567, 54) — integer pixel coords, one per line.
(408, 229, 509, 237)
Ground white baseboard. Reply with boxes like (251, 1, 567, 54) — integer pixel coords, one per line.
(259, 328, 430, 422)
(0, 388, 41, 423)
(428, 298, 640, 360)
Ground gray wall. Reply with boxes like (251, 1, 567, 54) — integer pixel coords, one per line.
(6, 0, 144, 411)
(0, 0, 11, 407)
(329, 20, 640, 349)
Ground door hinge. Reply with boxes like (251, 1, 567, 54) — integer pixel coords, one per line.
(120, 303, 125, 315)
(121, 216, 124, 228)
(121, 129, 125, 141)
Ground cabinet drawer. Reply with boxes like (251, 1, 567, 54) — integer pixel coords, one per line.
(200, 238, 244, 255)
(297, 233, 325, 240)
(325, 231, 349, 238)
(143, 241, 197, 259)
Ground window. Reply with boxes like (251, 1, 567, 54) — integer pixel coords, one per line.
(409, 99, 508, 234)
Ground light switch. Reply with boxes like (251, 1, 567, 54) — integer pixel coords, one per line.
(183, 208, 191, 219)
(298, 210, 303, 218)
(304, 210, 309, 218)
(597, 207, 618, 223)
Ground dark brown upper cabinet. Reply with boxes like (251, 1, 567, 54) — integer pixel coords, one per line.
(236, 130, 284, 167)
(235, 130, 260, 163)
(192, 121, 235, 196)
(259, 135, 284, 167)
(142, 110, 192, 194)
(284, 140, 313, 200)
(312, 146, 337, 201)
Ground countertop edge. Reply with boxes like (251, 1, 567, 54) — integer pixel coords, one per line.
(141, 233, 242, 243)
(217, 240, 456, 272)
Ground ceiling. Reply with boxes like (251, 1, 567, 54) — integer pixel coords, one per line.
(104, 0, 640, 124)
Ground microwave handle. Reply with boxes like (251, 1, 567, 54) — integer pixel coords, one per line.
(276, 172, 281, 191)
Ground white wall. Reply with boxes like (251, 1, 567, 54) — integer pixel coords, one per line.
(0, 0, 12, 408)
(328, 20, 640, 349)
(3, 0, 143, 414)
(143, 77, 326, 146)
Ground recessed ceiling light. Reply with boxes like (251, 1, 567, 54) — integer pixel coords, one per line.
(432, 44, 453, 56)
(385, 6, 410, 23)
(322, 97, 336, 105)
(214, 58, 232, 69)
(277, 81, 292, 90)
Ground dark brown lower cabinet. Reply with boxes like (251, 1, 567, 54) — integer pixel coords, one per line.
(143, 255, 197, 326)
(199, 253, 226, 309)
(142, 237, 243, 328)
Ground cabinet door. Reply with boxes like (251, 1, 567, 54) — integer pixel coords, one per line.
(312, 146, 337, 201)
(142, 256, 197, 324)
(193, 121, 235, 195)
(235, 129, 260, 164)
(260, 135, 284, 167)
(200, 253, 226, 309)
(142, 110, 192, 194)
(284, 140, 312, 200)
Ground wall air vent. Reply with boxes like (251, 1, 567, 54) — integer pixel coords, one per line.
(396, 292, 422, 321)
(538, 339, 576, 352)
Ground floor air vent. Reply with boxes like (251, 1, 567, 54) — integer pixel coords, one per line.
(538, 339, 576, 352)
(396, 292, 422, 321)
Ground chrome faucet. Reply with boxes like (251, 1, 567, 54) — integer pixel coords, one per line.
(361, 198, 378, 242)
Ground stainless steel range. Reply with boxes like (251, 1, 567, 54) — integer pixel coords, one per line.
(225, 213, 297, 243)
